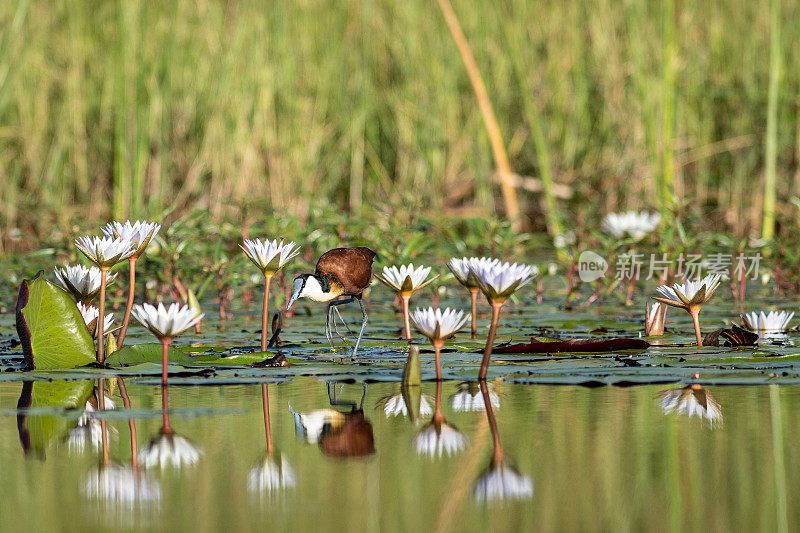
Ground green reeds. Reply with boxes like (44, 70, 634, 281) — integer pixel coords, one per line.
(0, 1, 798, 243)
(762, 0, 782, 240)
(660, 0, 676, 219)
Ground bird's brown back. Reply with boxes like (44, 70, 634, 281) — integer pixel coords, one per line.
(315, 247, 376, 298)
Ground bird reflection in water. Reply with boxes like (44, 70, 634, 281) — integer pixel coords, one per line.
(248, 383, 296, 493)
(472, 381, 533, 502)
(139, 384, 202, 469)
(289, 381, 375, 458)
(657, 376, 722, 428)
(413, 381, 468, 458)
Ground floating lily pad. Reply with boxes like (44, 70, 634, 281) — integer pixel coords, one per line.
(491, 336, 650, 354)
(106, 343, 281, 367)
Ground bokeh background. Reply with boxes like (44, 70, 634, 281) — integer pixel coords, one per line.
(1, 0, 799, 251)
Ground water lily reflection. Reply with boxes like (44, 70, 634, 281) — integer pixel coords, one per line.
(376, 388, 433, 420)
(66, 393, 117, 454)
(140, 385, 202, 469)
(84, 464, 161, 507)
(248, 454, 296, 493)
(413, 382, 468, 458)
(249, 383, 296, 494)
(451, 381, 500, 412)
(472, 381, 532, 503)
(140, 430, 202, 469)
(473, 461, 534, 502)
(657, 384, 722, 427)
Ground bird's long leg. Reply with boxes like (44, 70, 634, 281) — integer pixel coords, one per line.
(326, 382, 335, 403)
(325, 303, 334, 347)
(359, 382, 369, 410)
(333, 306, 354, 336)
(329, 297, 356, 344)
(351, 298, 369, 357)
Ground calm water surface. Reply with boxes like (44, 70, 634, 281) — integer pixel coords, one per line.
(1, 288, 799, 531)
(1, 378, 799, 531)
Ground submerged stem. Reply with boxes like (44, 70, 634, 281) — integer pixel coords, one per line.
(479, 301, 504, 380)
(433, 380, 445, 423)
(161, 383, 171, 433)
(262, 383, 273, 455)
(118, 377, 138, 470)
(117, 257, 137, 348)
(480, 381, 504, 464)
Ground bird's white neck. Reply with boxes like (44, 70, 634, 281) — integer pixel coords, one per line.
(300, 276, 332, 302)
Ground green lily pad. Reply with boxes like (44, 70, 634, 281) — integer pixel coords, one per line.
(106, 343, 274, 367)
(17, 379, 95, 458)
(106, 343, 193, 366)
(15, 272, 97, 370)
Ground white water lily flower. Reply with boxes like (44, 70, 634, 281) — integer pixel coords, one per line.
(447, 257, 500, 289)
(658, 386, 722, 427)
(409, 307, 469, 342)
(378, 393, 433, 418)
(139, 430, 202, 469)
(472, 461, 533, 502)
(741, 311, 794, 334)
(75, 235, 137, 268)
(469, 261, 537, 302)
(131, 302, 203, 339)
(288, 404, 344, 444)
(375, 264, 439, 295)
(54, 265, 117, 302)
(654, 274, 722, 311)
(413, 421, 469, 458)
(451, 382, 500, 412)
(247, 454, 296, 493)
(602, 211, 661, 241)
(102, 220, 161, 258)
(77, 302, 115, 338)
(240, 238, 301, 275)
(83, 464, 162, 506)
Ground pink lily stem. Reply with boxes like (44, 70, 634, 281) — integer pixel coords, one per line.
(401, 293, 412, 341)
(433, 339, 444, 381)
(262, 383, 273, 455)
(97, 268, 109, 363)
(478, 301, 504, 380)
(690, 309, 703, 347)
(470, 288, 478, 339)
(261, 273, 273, 352)
(117, 257, 137, 348)
(480, 380, 504, 464)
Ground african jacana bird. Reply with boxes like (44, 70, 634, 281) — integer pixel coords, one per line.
(286, 247, 377, 355)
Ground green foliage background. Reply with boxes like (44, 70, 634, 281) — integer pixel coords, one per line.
(1, 0, 800, 247)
